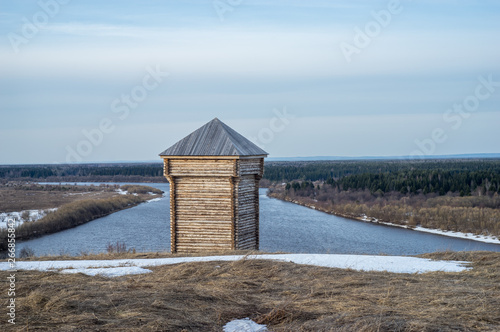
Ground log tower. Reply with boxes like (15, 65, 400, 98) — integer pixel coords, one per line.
(159, 118, 268, 253)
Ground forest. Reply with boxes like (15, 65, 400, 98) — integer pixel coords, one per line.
(0, 163, 166, 183)
(268, 159, 500, 237)
(2, 160, 500, 196)
(265, 159, 500, 195)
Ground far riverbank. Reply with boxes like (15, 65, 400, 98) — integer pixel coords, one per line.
(267, 191, 500, 245)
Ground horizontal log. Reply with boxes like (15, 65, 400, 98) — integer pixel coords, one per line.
(237, 209, 257, 215)
(237, 244, 257, 250)
(175, 179, 232, 183)
(235, 236, 257, 244)
(175, 196, 232, 201)
(236, 232, 257, 240)
(176, 220, 232, 224)
(236, 220, 257, 227)
(177, 243, 232, 248)
(170, 159, 234, 164)
(177, 204, 230, 209)
(236, 218, 257, 224)
(235, 241, 257, 249)
(176, 227, 232, 232)
(177, 225, 232, 230)
(177, 236, 232, 243)
(169, 168, 234, 173)
(175, 185, 232, 190)
(176, 217, 233, 222)
(236, 227, 257, 235)
(176, 210, 232, 216)
(177, 230, 231, 235)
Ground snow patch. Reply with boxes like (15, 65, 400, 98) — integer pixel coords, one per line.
(146, 197, 163, 203)
(413, 226, 500, 244)
(0, 254, 470, 277)
(0, 208, 57, 229)
(224, 318, 268, 332)
(359, 215, 500, 244)
(61, 266, 152, 277)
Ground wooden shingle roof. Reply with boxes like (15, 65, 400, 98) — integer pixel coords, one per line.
(159, 118, 268, 157)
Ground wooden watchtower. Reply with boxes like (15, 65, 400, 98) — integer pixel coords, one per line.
(159, 118, 268, 253)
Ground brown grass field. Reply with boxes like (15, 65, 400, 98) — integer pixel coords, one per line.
(0, 184, 121, 213)
(1, 251, 499, 331)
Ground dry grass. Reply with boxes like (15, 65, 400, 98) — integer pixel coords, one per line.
(1, 251, 499, 331)
(0, 185, 120, 213)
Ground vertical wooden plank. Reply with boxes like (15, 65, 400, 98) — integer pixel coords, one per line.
(234, 159, 240, 177)
(254, 174, 260, 250)
(229, 175, 236, 250)
(167, 175, 177, 253)
(163, 158, 170, 177)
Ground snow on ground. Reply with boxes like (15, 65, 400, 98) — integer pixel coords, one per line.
(0, 208, 57, 229)
(0, 254, 471, 277)
(61, 266, 152, 277)
(360, 215, 500, 244)
(224, 318, 268, 332)
(413, 226, 500, 244)
(145, 197, 163, 203)
(116, 189, 164, 201)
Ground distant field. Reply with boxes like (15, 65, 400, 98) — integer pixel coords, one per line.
(0, 183, 121, 213)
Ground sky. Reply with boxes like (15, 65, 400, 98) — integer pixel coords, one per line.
(0, 0, 499, 164)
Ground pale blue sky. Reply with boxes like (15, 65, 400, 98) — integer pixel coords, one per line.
(1, 0, 499, 164)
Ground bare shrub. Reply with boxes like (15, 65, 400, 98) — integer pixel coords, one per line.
(19, 247, 35, 258)
(106, 241, 130, 254)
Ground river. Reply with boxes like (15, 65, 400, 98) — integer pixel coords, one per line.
(16, 182, 500, 256)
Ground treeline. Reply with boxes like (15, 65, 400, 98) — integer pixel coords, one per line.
(2, 160, 500, 194)
(326, 170, 500, 196)
(0, 163, 163, 178)
(0, 163, 166, 183)
(271, 160, 500, 196)
(264, 159, 500, 182)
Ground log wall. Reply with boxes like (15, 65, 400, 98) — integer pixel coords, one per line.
(163, 157, 264, 253)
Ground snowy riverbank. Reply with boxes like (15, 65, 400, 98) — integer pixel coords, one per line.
(0, 208, 57, 229)
(270, 194, 500, 245)
(360, 215, 500, 245)
(0, 254, 471, 277)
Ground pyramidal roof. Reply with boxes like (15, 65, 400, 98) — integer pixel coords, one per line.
(159, 118, 268, 157)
